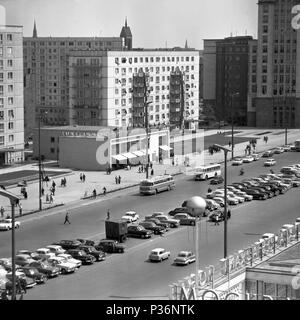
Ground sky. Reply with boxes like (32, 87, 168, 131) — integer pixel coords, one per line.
(1, 0, 258, 49)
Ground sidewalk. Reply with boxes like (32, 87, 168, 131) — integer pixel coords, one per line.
(0, 128, 299, 217)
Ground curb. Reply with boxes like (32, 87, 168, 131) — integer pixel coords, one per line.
(18, 203, 65, 218)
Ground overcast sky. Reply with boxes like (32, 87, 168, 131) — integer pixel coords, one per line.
(1, 0, 258, 49)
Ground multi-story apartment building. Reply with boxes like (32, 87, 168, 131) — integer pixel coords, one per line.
(203, 36, 255, 126)
(256, 0, 300, 128)
(23, 22, 129, 138)
(0, 25, 24, 165)
(68, 49, 200, 128)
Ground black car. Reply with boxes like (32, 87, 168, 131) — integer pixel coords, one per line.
(144, 217, 170, 230)
(16, 266, 47, 284)
(67, 249, 96, 265)
(78, 245, 106, 261)
(241, 188, 267, 200)
(127, 225, 153, 239)
(53, 240, 81, 250)
(248, 186, 274, 198)
(265, 181, 288, 194)
(77, 239, 96, 247)
(210, 176, 224, 185)
(28, 261, 60, 278)
(259, 183, 280, 196)
(139, 221, 166, 235)
(168, 207, 191, 217)
(95, 240, 125, 253)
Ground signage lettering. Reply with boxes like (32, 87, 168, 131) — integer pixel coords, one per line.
(292, 5, 300, 30)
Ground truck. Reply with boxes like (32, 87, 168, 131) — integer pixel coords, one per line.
(105, 220, 128, 243)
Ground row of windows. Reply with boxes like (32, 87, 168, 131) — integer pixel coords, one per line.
(115, 65, 195, 75)
(0, 134, 14, 144)
(0, 34, 13, 42)
(0, 59, 14, 68)
(0, 47, 13, 56)
(0, 84, 14, 95)
(24, 41, 114, 47)
(0, 72, 13, 82)
(115, 56, 195, 65)
(0, 95, 14, 104)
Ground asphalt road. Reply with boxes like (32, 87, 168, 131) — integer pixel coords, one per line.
(0, 151, 300, 300)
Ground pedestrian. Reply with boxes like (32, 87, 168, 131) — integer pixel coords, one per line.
(49, 194, 54, 204)
(0, 206, 4, 218)
(64, 211, 71, 224)
(19, 204, 23, 216)
(103, 187, 107, 195)
(92, 189, 97, 199)
(208, 187, 212, 193)
(215, 215, 220, 226)
(115, 176, 118, 184)
(20, 278, 27, 294)
(227, 209, 231, 220)
(118, 175, 121, 184)
(150, 162, 153, 169)
(172, 159, 175, 166)
(46, 194, 49, 203)
(151, 169, 154, 176)
(42, 187, 45, 196)
(82, 174, 86, 182)
(61, 179, 64, 187)
(24, 191, 28, 199)
(52, 181, 56, 189)
(63, 177, 67, 187)
(80, 173, 83, 182)
(107, 210, 110, 220)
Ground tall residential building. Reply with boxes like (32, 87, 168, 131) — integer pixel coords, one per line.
(68, 49, 200, 128)
(256, 0, 300, 128)
(23, 22, 128, 139)
(0, 25, 24, 165)
(203, 36, 255, 126)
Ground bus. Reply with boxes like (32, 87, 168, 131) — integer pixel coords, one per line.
(140, 175, 175, 195)
(194, 164, 222, 181)
(295, 140, 300, 152)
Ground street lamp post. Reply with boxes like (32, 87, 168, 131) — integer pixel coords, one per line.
(144, 72, 151, 179)
(0, 190, 21, 300)
(230, 93, 239, 160)
(38, 115, 42, 211)
(213, 144, 231, 258)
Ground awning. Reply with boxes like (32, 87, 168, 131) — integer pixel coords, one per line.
(159, 145, 173, 151)
(122, 152, 137, 159)
(131, 150, 145, 157)
(111, 154, 127, 161)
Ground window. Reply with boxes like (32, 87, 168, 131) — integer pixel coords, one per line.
(8, 122, 13, 130)
(0, 60, 3, 69)
(0, 85, 3, 95)
(8, 85, 13, 93)
(7, 34, 13, 41)
(0, 123, 3, 132)
(115, 99, 119, 105)
(0, 73, 2, 82)
(0, 111, 3, 119)
(0, 98, 3, 107)
(8, 110, 14, 118)
(7, 47, 12, 55)
(8, 97, 13, 105)
(0, 136, 4, 145)
(50, 148, 55, 153)
(50, 137, 55, 143)
(7, 60, 13, 67)
(0, 47, 2, 56)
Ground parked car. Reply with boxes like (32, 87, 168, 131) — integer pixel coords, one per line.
(47, 256, 77, 273)
(262, 233, 278, 242)
(17, 250, 40, 260)
(28, 261, 60, 278)
(6, 270, 37, 289)
(213, 197, 225, 207)
(205, 199, 221, 211)
(173, 213, 196, 226)
(232, 158, 243, 166)
(0, 219, 20, 231)
(52, 240, 81, 250)
(252, 153, 260, 161)
(208, 211, 224, 223)
(57, 253, 82, 268)
(76, 239, 96, 247)
(95, 239, 125, 253)
(16, 266, 48, 284)
(66, 249, 96, 265)
(154, 215, 180, 228)
(274, 147, 284, 154)
(0, 258, 12, 271)
(243, 156, 254, 163)
(240, 188, 268, 200)
(144, 216, 170, 229)
(121, 211, 140, 223)
(46, 245, 66, 255)
(139, 221, 166, 235)
(34, 248, 56, 261)
(127, 225, 153, 238)
(78, 245, 106, 261)
(15, 254, 36, 266)
(264, 159, 276, 167)
(232, 190, 253, 201)
(282, 178, 300, 187)
(174, 251, 196, 266)
(148, 248, 170, 262)
(262, 151, 274, 158)
(210, 176, 224, 185)
(168, 207, 191, 216)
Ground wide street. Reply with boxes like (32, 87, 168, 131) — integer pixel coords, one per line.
(0, 151, 299, 299)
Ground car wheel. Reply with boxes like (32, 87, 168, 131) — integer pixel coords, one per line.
(191, 221, 196, 226)
(61, 269, 67, 274)
(118, 248, 123, 253)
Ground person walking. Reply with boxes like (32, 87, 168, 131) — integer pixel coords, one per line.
(52, 181, 56, 189)
(80, 173, 83, 182)
(46, 194, 49, 203)
(82, 174, 86, 182)
(24, 191, 28, 199)
(0, 206, 4, 218)
(214, 215, 220, 226)
(64, 211, 71, 225)
(103, 187, 107, 195)
(41, 187, 45, 196)
(49, 194, 53, 204)
(92, 189, 97, 199)
(106, 210, 110, 220)
(115, 176, 118, 184)
(227, 209, 231, 220)
(19, 204, 23, 216)
(118, 175, 121, 184)
(151, 169, 154, 176)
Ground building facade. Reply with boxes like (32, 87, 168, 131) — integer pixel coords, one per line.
(68, 49, 200, 129)
(256, 0, 300, 128)
(0, 25, 24, 165)
(23, 23, 127, 138)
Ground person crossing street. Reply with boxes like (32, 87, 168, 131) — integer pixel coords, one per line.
(64, 211, 71, 224)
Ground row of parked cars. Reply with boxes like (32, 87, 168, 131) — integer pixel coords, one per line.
(0, 237, 129, 295)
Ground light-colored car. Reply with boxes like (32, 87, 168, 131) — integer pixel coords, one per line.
(174, 251, 196, 266)
(264, 159, 276, 166)
(252, 153, 260, 161)
(148, 248, 170, 262)
(15, 254, 36, 266)
(57, 253, 82, 268)
(154, 215, 180, 228)
(282, 178, 300, 187)
(214, 190, 242, 204)
(227, 191, 245, 203)
(46, 245, 66, 255)
(47, 256, 77, 274)
(227, 186, 240, 193)
(121, 211, 140, 223)
(34, 248, 56, 260)
(251, 177, 265, 183)
(282, 145, 292, 152)
(205, 199, 221, 210)
(152, 212, 165, 217)
(274, 147, 284, 154)
(233, 190, 253, 201)
(262, 233, 278, 242)
(213, 197, 225, 207)
(243, 156, 254, 163)
(0, 219, 20, 231)
(173, 213, 196, 226)
(232, 158, 243, 166)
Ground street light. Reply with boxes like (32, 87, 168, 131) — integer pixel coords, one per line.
(0, 189, 21, 300)
(213, 144, 231, 259)
(184, 196, 206, 299)
(38, 112, 47, 211)
(230, 93, 239, 160)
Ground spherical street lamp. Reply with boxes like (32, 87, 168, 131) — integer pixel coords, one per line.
(184, 196, 206, 299)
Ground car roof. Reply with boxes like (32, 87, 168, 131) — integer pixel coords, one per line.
(16, 254, 31, 258)
(178, 251, 192, 255)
